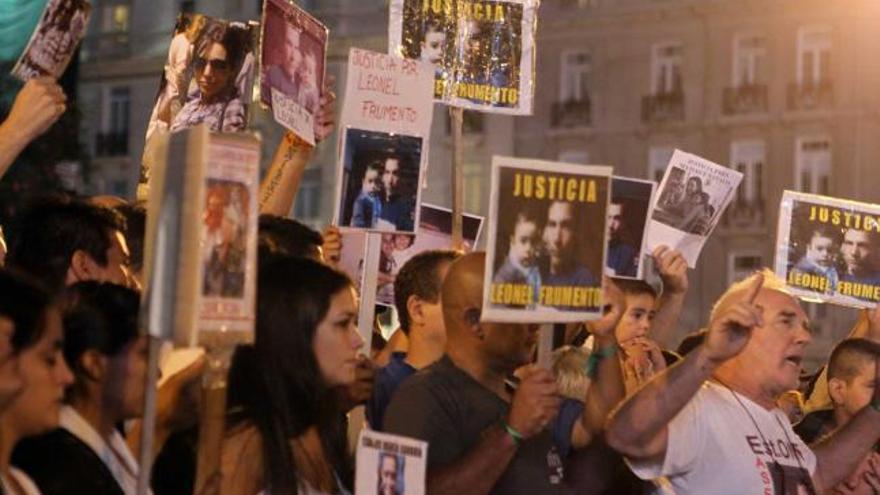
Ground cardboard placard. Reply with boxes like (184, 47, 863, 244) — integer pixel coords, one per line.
(775, 191, 880, 308)
(607, 177, 657, 279)
(483, 156, 612, 323)
(356, 430, 427, 495)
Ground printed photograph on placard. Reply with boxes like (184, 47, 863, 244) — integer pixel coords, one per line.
(356, 430, 427, 495)
(11, 0, 92, 81)
(202, 179, 249, 299)
(389, 0, 537, 115)
(260, 0, 327, 144)
(646, 150, 743, 267)
(483, 157, 612, 323)
(140, 14, 257, 192)
(335, 128, 423, 234)
(776, 191, 880, 308)
(606, 177, 657, 279)
(374, 204, 483, 306)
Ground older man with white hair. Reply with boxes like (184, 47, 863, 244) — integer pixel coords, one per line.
(607, 269, 880, 495)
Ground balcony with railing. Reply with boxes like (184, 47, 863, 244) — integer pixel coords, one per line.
(722, 84, 768, 116)
(787, 81, 834, 112)
(641, 92, 684, 123)
(722, 198, 765, 229)
(94, 132, 129, 157)
(81, 33, 131, 61)
(551, 98, 592, 128)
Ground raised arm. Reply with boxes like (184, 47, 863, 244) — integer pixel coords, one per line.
(650, 245, 689, 347)
(570, 277, 625, 449)
(0, 77, 66, 179)
(606, 274, 764, 459)
(258, 79, 336, 216)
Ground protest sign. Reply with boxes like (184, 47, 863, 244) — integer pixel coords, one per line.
(142, 125, 260, 347)
(375, 203, 484, 306)
(260, 0, 327, 144)
(483, 156, 611, 323)
(388, 0, 539, 115)
(356, 430, 427, 495)
(334, 48, 434, 234)
(775, 191, 880, 308)
(11, 0, 91, 81)
(607, 177, 657, 279)
(646, 150, 742, 268)
(139, 13, 258, 200)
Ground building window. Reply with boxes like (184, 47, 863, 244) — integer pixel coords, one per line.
(648, 146, 674, 183)
(730, 140, 765, 204)
(728, 252, 762, 286)
(558, 150, 589, 165)
(96, 86, 130, 157)
(651, 43, 682, 95)
(795, 137, 831, 195)
(797, 26, 832, 87)
(560, 51, 592, 102)
(733, 35, 766, 87)
(102, 4, 130, 33)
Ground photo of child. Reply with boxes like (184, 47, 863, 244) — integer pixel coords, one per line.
(492, 208, 542, 308)
(792, 225, 840, 293)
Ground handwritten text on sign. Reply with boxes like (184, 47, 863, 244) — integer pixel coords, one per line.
(341, 48, 434, 136)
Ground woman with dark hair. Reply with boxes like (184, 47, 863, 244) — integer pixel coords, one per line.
(13, 282, 148, 495)
(0, 270, 73, 494)
(220, 256, 363, 494)
(170, 22, 250, 133)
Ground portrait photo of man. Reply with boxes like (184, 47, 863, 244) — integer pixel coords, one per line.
(840, 228, 880, 286)
(377, 452, 404, 495)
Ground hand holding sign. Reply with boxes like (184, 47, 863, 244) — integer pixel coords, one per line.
(5, 77, 67, 143)
(314, 75, 336, 143)
(653, 245, 689, 295)
(506, 365, 561, 439)
(703, 274, 764, 364)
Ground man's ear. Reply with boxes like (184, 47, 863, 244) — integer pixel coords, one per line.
(407, 295, 425, 329)
(68, 249, 101, 284)
(828, 377, 847, 407)
(463, 308, 484, 339)
(78, 350, 107, 384)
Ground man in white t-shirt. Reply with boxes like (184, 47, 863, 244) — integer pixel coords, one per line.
(607, 269, 880, 494)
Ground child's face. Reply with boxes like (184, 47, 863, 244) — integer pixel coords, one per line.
(614, 293, 656, 344)
(509, 219, 539, 268)
(362, 169, 379, 194)
(806, 234, 835, 268)
(299, 56, 318, 87)
(838, 362, 876, 417)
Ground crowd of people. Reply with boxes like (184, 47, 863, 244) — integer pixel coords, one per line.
(2, 62, 880, 495)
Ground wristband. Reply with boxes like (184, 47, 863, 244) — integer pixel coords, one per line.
(501, 421, 524, 446)
(586, 344, 618, 379)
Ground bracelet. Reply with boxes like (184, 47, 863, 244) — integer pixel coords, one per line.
(585, 344, 618, 379)
(501, 421, 523, 446)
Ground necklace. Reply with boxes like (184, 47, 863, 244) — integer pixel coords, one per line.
(715, 380, 818, 495)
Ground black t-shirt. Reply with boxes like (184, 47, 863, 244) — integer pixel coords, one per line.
(384, 356, 566, 494)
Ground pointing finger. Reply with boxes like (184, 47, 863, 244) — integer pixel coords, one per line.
(745, 273, 764, 304)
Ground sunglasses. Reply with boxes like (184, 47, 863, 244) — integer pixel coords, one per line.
(194, 56, 231, 72)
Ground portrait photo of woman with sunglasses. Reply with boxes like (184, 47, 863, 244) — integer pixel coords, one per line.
(169, 21, 254, 133)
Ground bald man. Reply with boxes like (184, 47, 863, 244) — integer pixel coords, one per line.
(384, 252, 624, 494)
(607, 269, 880, 495)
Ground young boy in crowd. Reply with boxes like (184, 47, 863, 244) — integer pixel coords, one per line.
(795, 338, 880, 494)
(351, 162, 383, 228)
(492, 209, 542, 307)
(794, 226, 840, 292)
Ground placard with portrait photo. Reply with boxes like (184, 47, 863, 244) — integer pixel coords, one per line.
(139, 13, 258, 200)
(334, 128, 424, 235)
(775, 190, 880, 309)
(389, 0, 539, 115)
(11, 0, 92, 81)
(483, 156, 612, 323)
(607, 177, 657, 279)
(356, 429, 426, 495)
(646, 149, 743, 268)
(260, 0, 327, 145)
